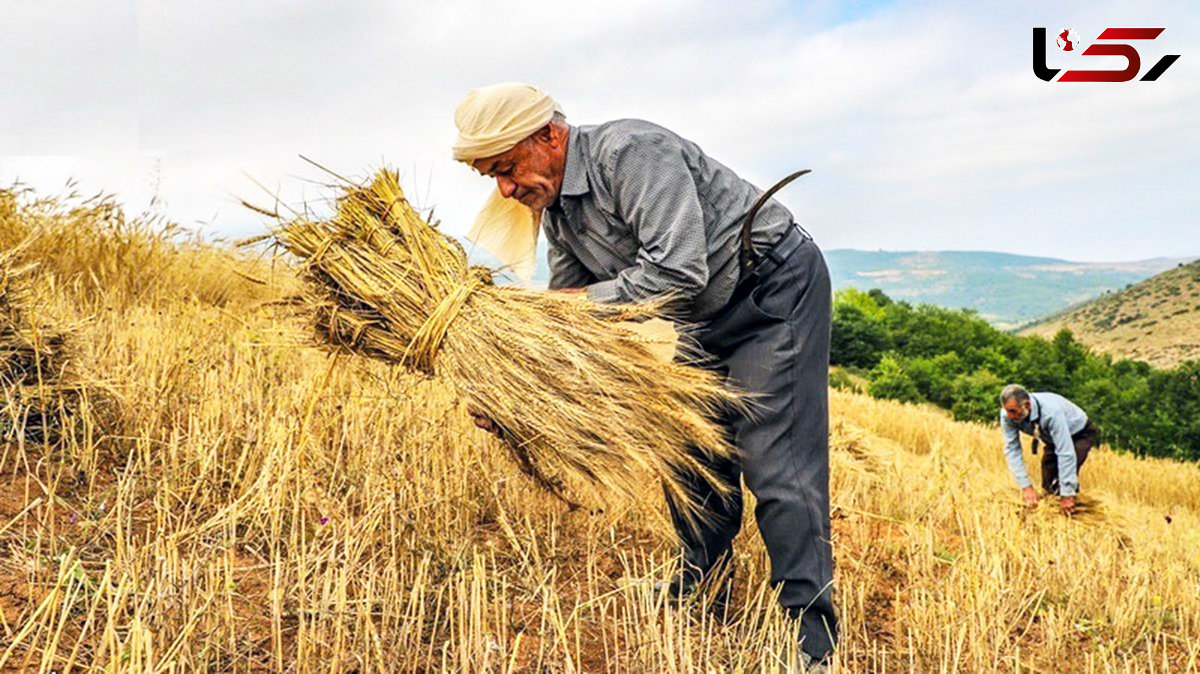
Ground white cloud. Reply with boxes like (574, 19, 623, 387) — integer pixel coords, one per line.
(1, 0, 1197, 261)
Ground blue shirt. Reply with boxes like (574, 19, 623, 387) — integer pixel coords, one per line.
(1001, 392, 1089, 497)
(542, 120, 794, 322)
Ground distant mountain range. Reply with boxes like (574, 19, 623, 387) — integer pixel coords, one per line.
(1022, 258, 1200, 368)
(464, 240, 1193, 331)
(823, 250, 1195, 329)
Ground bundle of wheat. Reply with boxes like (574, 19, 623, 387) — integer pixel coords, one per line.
(257, 168, 742, 520)
(0, 248, 86, 443)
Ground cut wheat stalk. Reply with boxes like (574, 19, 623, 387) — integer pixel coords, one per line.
(0, 245, 98, 445)
(254, 167, 742, 523)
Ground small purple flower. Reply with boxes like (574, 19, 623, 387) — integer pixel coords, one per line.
(319, 516, 330, 526)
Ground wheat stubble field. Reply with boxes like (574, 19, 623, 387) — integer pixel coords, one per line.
(1, 185, 1199, 673)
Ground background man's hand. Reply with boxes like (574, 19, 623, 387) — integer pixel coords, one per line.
(1022, 486, 1038, 508)
(1059, 496, 1076, 516)
(467, 404, 504, 439)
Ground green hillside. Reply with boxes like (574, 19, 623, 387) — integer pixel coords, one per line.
(1023, 258, 1200, 367)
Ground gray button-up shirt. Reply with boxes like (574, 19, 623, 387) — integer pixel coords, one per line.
(542, 120, 794, 322)
(1001, 392, 1089, 496)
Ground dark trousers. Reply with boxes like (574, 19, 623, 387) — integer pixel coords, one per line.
(667, 230, 837, 661)
(1040, 420, 1099, 494)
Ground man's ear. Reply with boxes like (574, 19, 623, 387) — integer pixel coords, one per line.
(535, 123, 560, 147)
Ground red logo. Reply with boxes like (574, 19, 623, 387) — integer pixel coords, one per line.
(1056, 28, 1078, 51)
(1033, 27, 1180, 82)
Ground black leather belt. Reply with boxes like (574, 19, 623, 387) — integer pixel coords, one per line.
(728, 222, 808, 306)
(753, 223, 807, 279)
(722, 168, 813, 310)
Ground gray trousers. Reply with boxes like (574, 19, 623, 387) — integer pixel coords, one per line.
(667, 232, 837, 660)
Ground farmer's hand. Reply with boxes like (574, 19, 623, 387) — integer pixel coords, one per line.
(467, 404, 503, 439)
(1022, 486, 1038, 508)
(1059, 496, 1076, 517)
(555, 287, 586, 295)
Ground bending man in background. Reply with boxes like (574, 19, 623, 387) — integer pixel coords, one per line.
(1000, 384, 1100, 516)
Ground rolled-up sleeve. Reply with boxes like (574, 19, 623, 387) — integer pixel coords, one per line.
(586, 136, 709, 307)
(1001, 414, 1033, 489)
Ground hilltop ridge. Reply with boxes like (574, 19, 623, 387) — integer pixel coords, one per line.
(823, 249, 1190, 328)
(1022, 258, 1200, 367)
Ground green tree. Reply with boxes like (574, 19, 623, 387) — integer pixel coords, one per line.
(904, 352, 964, 408)
(831, 302, 892, 369)
(949, 369, 1005, 422)
(837, 287, 888, 320)
(1145, 362, 1200, 461)
(868, 353, 922, 404)
(1052, 328, 1088, 376)
(1012, 337, 1070, 394)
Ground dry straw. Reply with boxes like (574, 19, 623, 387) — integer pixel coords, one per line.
(0, 246, 85, 443)
(255, 167, 741, 520)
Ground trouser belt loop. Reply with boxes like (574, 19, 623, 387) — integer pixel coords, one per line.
(726, 223, 809, 310)
(754, 223, 807, 280)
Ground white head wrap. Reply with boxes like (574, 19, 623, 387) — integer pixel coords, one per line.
(452, 82, 561, 161)
(450, 83, 678, 363)
(453, 83, 562, 283)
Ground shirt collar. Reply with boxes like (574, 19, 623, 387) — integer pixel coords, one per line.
(1028, 395, 1041, 424)
(558, 125, 590, 198)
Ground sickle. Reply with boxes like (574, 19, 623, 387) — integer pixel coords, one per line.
(740, 169, 812, 275)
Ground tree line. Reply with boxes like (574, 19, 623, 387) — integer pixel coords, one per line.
(830, 288, 1200, 461)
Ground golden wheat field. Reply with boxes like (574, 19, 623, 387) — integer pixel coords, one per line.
(1, 185, 1199, 673)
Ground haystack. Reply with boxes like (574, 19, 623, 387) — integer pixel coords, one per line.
(0, 248, 87, 443)
(259, 168, 742, 519)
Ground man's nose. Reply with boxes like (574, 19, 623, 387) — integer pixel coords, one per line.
(497, 176, 517, 198)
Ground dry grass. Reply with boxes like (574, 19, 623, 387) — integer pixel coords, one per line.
(0, 184, 1198, 672)
(0, 243, 106, 450)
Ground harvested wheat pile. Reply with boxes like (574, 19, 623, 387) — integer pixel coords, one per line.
(256, 167, 741, 520)
(0, 247, 88, 443)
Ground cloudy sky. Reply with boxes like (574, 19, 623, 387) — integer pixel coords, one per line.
(2, 0, 1197, 262)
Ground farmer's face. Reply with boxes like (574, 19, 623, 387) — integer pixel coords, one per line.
(471, 123, 567, 212)
(1003, 399, 1031, 422)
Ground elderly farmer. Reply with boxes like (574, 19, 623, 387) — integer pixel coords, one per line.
(454, 82, 837, 665)
(1000, 384, 1100, 516)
